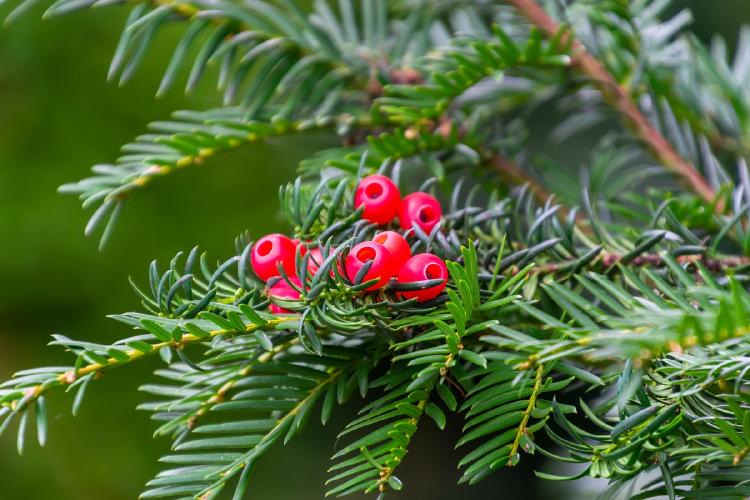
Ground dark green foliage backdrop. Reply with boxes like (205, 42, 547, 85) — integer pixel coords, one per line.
(0, 2, 748, 499)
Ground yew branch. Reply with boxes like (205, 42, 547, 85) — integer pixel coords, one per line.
(506, 0, 721, 211)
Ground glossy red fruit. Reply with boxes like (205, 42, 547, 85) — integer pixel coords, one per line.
(398, 192, 442, 234)
(268, 276, 302, 314)
(297, 247, 340, 278)
(251, 233, 297, 281)
(372, 231, 411, 268)
(397, 253, 448, 302)
(304, 247, 324, 277)
(292, 239, 308, 257)
(345, 242, 397, 290)
(354, 174, 401, 225)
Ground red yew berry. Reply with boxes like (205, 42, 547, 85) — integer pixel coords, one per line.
(251, 233, 297, 281)
(397, 253, 448, 302)
(268, 276, 302, 314)
(398, 192, 442, 234)
(354, 174, 401, 225)
(299, 247, 341, 278)
(345, 241, 397, 290)
(372, 231, 411, 268)
(292, 239, 308, 257)
(304, 247, 324, 277)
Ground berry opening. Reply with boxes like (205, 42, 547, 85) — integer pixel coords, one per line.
(356, 246, 377, 262)
(418, 206, 436, 223)
(364, 182, 384, 199)
(257, 240, 273, 256)
(373, 234, 387, 244)
(425, 263, 443, 280)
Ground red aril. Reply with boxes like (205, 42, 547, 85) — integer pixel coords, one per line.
(345, 241, 397, 290)
(354, 174, 401, 225)
(268, 276, 302, 314)
(251, 234, 297, 281)
(397, 253, 448, 302)
(398, 192, 442, 234)
(372, 231, 411, 268)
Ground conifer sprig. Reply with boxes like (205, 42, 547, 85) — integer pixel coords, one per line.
(3, 1, 750, 499)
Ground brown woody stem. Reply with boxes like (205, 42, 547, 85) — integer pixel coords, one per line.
(488, 153, 551, 204)
(506, 0, 721, 211)
(512, 251, 750, 276)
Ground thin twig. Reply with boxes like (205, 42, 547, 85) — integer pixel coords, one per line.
(485, 151, 582, 226)
(512, 251, 750, 276)
(507, 363, 544, 466)
(437, 118, 565, 215)
(488, 153, 551, 204)
(6, 317, 294, 412)
(506, 0, 722, 211)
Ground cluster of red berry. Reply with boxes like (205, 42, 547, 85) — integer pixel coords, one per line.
(250, 174, 449, 313)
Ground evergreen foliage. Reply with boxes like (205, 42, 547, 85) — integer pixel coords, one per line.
(3, 0, 750, 498)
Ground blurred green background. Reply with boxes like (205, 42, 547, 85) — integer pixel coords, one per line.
(0, 2, 748, 499)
